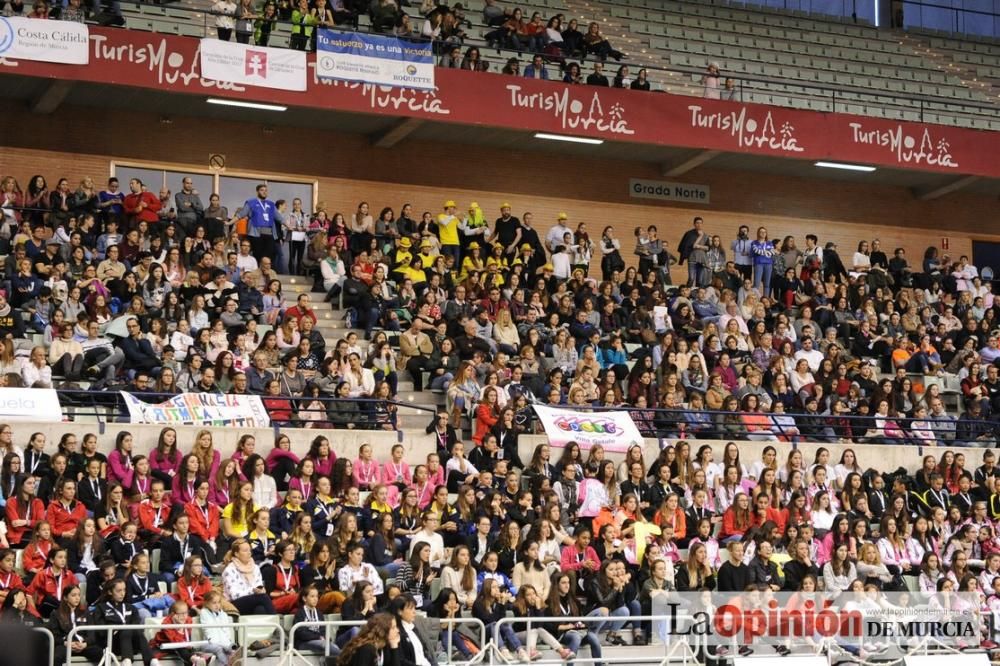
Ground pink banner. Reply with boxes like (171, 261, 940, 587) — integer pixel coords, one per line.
(1, 28, 995, 177)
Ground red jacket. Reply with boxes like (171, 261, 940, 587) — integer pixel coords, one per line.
(46, 500, 86, 539)
(5, 496, 45, 545)
(184, 501, 220, 543)
(23, 539, 53, 573)
(28, 566, 75, 605)
(151, 615, 196, 650)
(176, 576, 213, 610)
(123, 190, 161, 225)
(559, 544, 600, 574)
(721, 506, 751, 540)
(473, 404, 499, 444)
(751, 506, 786, 533)
(137, 500, 173, 537)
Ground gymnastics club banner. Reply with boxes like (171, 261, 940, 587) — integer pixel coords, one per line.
(121, 392, 271, 428)
(533, 404, 643, 453)
(315, 29, 434, 90)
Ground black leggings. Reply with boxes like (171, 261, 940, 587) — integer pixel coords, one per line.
(113, 630, 154, 664)
(289, 240, 306, 275)
(232, 593, 276, 615)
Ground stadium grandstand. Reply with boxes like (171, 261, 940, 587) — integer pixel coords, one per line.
(2, 0, 1000, 664)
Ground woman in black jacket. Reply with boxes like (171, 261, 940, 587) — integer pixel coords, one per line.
(337, 613, 400, 666)
(585, 559, 631, 645)
(673, 543, 717, 592)
(91, 578, 155, 666)
(47, 585, 103, 664)
(338, 581, 377, 645)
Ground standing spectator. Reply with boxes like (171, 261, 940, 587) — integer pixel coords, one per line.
(703, 62, 721, 99)
(213, 0, 236, 40)
(231, 184, 282, 264)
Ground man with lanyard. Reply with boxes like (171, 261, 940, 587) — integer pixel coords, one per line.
(232, 184, 283, 264)
(491, 202, 521, 259)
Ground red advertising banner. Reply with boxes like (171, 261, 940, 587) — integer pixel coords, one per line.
(0, 27, 995, 178)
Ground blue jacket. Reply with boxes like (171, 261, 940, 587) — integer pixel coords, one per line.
(523, 64, 549, 80)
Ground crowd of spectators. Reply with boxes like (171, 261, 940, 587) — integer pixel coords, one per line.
(2, 415, 1000, 662)
(1, 169, 1000, 446)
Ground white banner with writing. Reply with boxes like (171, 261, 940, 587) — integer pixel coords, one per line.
(0, 388, 61, 422)
(0, 16, 89, 64)
(121, 392, 271, 428)
(199, 38, 307, 91)
(533, 405, 643, 453)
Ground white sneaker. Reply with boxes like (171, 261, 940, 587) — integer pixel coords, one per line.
(151, 660, 161, 666)
(121, 659, 132, 666)
(500, 648, 514, 662)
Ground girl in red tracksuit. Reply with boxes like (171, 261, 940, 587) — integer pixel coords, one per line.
(23, 521, 55, 579)
(5, 476, 45, 547)
(176, 556, 213, 612)
(28, 547, 75, 618)
(0, 548, 38, 616)
(151, 599, 213, 665)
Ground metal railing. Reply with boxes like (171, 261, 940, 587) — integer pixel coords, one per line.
(52, 0, 1000, 127)
(492, 613, 704, 666)
(65, 619, 284, 666)
(284, 616, 487, 665)
(531, 402, 993, 446)
(55, 388, 438, 430)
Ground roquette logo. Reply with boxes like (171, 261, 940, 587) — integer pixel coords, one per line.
(553, 416, 619, 435)
(0, 17, 15, 55)
(405, 64, 417, 75)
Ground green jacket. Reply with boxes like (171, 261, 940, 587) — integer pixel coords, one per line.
(291, 8, 317, 36)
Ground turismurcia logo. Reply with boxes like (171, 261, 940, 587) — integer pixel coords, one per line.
(0, 17, 14, 55)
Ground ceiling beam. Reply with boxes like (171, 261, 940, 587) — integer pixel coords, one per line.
(370, 118, 425, 148)
(912, 175, 980, 201)
(30, 80, 75, 114)
(661, 149, 722, 177)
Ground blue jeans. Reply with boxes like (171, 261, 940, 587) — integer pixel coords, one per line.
(562, 629, 603, 666)
(753, 262, 772, 295)
(430, 372, 453, 391)
(601, 606, 630, 633)
(299, 638, 341, 656)
(487, 622, 522, 651)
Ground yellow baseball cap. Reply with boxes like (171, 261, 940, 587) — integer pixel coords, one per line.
(398, 237, 412, 248)
(444, 200, 456, 208)
(520, 243, 532, 251)
(542, 263, 554, 271)
(500, 202, 511, 209)
(557, 212, 568, 221)
(468, 242, 480, 250)
(469, 202, 479, 209)
(420, 239, 432, 249)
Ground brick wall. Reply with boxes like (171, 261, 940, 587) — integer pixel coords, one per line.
(2, 101, 997, 276)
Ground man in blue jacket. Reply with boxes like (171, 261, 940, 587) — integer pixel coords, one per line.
(231, 184, 283, 263)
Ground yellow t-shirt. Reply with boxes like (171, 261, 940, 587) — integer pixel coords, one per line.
(222, 502, 261, 536)
(437, 214, 460, 246)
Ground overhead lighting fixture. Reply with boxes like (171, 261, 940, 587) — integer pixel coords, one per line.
(534, 132, 604, 145)
(815, 161, 876, 172)
(206, 98, 287, 112)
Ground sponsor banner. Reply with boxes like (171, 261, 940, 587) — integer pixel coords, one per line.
(649, 592, 978, 649)
(629, 178, 710, 204)
(199, 38, 306, 91)
(315, 29, 434, 90)
(0, 388, 61, 422)
(0, 16, 88, 65)
(4, 27, 999, 177)
(121, 392, 271, 427)
(533, 404, 642, 453)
